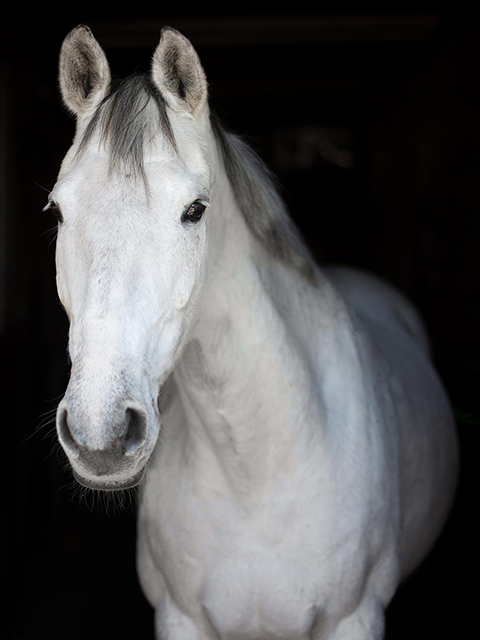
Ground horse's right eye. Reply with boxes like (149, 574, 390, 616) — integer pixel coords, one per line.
(44, 201, 64, 224)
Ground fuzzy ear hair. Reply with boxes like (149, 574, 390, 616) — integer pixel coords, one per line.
(59, 25, 111, 116)
(151, 27, 208, 116)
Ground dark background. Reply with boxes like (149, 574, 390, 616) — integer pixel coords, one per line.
(2, 4, 478, 639)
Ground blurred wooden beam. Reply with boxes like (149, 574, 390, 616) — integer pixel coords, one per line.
(90, 14, 441, 48)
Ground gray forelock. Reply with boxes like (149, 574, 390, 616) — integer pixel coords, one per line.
(77, 74, 177, 178)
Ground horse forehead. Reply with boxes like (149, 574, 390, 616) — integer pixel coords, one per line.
(59, 157, 207, 212)
(58, 119, 211, 196)
(146, 158, 211, 192)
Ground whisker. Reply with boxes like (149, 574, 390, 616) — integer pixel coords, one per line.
(54, 460, 141, 514)
(23, 414, 58, 443)
(43, 392, 66, 403)
(34, 181, 52, 193)
(40, 225, 59, 248)
(40, 225, 57, 237)
(43, 430, 62, 453)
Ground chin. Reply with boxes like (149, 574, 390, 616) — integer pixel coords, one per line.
(72, 467, 146, 492)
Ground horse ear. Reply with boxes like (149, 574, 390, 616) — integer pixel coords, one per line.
(151, 27, 208, 116)
(59, 25, 111, 116)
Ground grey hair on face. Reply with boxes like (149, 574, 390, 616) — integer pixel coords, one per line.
(76, 73, 177, 179)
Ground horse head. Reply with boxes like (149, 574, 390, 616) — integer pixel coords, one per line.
(53, 26, 214, 490)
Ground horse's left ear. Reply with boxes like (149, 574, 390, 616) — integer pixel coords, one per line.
(151, 27, 208, 116)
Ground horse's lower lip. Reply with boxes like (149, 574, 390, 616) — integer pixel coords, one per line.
(73, 468, 145, 491)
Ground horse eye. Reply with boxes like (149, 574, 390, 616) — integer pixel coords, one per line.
(181, 200, 207, 224)
(45, 201, 64, 224)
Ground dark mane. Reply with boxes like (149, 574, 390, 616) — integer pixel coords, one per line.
(77, 73, 315, 281)
(210, 114, 315, 281)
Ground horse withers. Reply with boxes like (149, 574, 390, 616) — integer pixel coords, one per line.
(50, 24, 458, 640)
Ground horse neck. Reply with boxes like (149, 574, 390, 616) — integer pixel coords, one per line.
(171, 163, 328, 497)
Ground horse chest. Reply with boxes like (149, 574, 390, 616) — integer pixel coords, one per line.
(139, 462, 371, 639)
(142, 509, 322, 638)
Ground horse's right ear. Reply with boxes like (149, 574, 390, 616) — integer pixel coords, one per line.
(59, 25, 111, 116)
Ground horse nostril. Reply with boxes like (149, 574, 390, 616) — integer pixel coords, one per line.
(57, 408, 80, 454)
(123, 407, 147, 456)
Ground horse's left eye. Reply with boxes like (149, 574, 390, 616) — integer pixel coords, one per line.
(181, 200, 207, 224)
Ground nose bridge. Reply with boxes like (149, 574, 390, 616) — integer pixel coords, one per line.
(61, 363, 133, 449)
(68, 300, 136, 373)
(64, 273, 157, 435)
(68, 259, 158, 363)
(60, 315, 151, 439)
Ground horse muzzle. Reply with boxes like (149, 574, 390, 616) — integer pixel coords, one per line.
(56, 402, 156, 491)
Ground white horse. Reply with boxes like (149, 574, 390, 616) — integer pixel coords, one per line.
(52, 25, 458, 640)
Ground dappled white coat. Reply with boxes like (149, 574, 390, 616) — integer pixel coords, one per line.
(54, 25, 458, 640)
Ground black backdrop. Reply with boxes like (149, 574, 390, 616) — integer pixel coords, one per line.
(2, 4, 478, 639)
